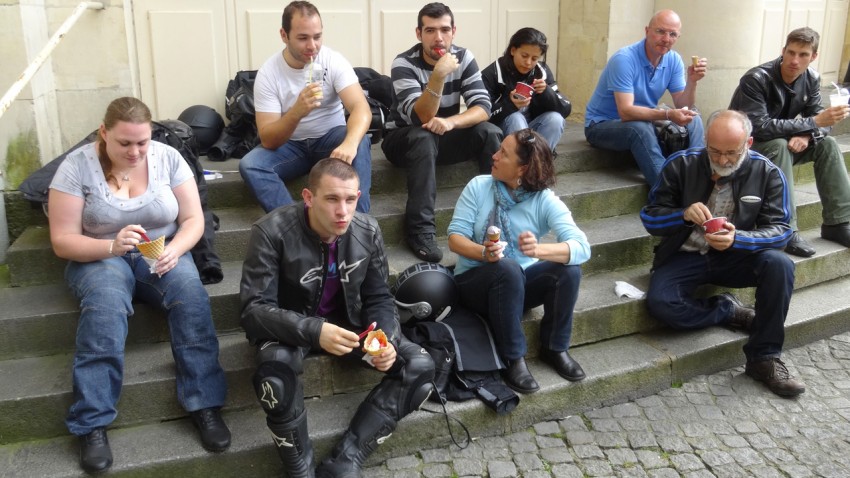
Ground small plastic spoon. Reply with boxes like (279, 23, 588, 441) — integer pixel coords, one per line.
(140, 232, 151, 242)
(358, 321, 377, 340)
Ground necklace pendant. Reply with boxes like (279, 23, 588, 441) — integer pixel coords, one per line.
(122, 174, 129, 181)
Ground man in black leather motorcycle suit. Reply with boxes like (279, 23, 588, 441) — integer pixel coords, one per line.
(240, 158, 435, 477)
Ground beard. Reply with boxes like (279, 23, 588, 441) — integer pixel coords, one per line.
(711, 149, 747, 177)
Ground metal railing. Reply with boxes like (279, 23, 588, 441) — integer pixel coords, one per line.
(0, 1, 104, 120)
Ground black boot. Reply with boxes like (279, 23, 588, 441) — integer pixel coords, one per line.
(315, 402, 397, 478)
(79, 427, 112, 474)
(268, 409, 315, 478)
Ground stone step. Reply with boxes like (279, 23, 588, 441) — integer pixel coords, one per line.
(3, 162, 837, 288)
(5, 207, 847, 362)
(3, 227, 850, 444)
(3, 272, 850, 476)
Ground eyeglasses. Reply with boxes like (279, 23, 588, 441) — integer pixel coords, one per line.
(707, 145, 747, 162)
(653, 28, 680, 39)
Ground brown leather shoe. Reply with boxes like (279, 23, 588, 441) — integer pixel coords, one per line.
(745, 358, 805, 397)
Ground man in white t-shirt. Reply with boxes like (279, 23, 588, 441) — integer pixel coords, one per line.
(239, 1, 373, 213)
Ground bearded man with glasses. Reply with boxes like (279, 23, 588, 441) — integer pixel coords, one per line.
(585, 9, 708, 186)
(729, 27, 850, 258)
(641, 110, 805, 398)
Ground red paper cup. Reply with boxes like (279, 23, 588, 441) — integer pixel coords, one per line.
(514, 82, 533, 98)
(702, 217, 727, 234)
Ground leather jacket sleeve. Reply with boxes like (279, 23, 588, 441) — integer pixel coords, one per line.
(728, 156, 792, 251)
(240, 222, 324, 349)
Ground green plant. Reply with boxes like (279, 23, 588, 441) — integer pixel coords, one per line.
(4, 130, 40, 190)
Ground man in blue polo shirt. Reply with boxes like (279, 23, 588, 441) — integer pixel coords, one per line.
(585, 9, 707, 186)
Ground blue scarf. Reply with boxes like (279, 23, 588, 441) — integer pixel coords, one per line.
(483, 179, 533, 258)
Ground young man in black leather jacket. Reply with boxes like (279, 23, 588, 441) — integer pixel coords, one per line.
(240, 158, 435, 477)
(729, 27, 850, 257)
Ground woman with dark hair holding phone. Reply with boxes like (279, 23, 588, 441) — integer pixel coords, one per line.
(481, 27, 572, 151)
(447, 129, 590, 394)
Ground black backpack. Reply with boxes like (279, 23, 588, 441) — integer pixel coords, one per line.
(18, 120, 224, 284)
(353, 67, 392, 144)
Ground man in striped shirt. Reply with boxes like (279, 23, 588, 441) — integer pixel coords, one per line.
(382, 2, 502, 263)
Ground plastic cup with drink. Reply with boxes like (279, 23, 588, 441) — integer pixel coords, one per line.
(304, 57, 324, 101)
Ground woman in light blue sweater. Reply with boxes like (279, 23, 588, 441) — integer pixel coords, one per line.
(448, 129, 591, 393)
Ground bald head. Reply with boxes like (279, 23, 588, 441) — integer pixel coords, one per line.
(706, 110, 752, 142)
(649, 10, 681, 30)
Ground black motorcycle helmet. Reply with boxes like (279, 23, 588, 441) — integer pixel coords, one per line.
(177, 105, 225, 155)
(391, 263, 458, 322)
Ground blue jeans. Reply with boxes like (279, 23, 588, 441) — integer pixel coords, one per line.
(64, 251, 227, 436)
(499, 111, 565, 151)
(585, 116, 705, 186)
(239, 125, 372, 213)
(646, 249, 794, 361)
(454, 259, 582, 361)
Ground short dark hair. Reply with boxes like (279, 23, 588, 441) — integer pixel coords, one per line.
(307, 158, 359, 192)
(503, 27, 549, 60)
(513, 129, 555, 192)
(417, 2, 454, 30)
(785, 27, 819, 53)
(282, 1, 320, 34)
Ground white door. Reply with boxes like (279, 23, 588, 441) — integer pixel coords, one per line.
(133, 0, 561, 119)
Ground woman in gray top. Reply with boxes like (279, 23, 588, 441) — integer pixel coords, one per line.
(48, 97, 230, 473)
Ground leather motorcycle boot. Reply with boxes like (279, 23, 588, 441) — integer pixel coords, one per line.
(315, 402, 397, 478)
(268, 409, 315, 478)
(745, 358, 806, 397)
(784, 231, 816, 257)
(79, 427, 113, 474)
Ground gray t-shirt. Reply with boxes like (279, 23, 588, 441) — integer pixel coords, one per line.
(49, 141, 193, 240)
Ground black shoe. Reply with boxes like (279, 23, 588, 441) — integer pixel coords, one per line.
(718, 292, 755, 332)
(406, 233, 443, 262)
(784, 231, 816, 257)
(191, 408, 231, 452)
(822, 222, 850, 248)
(79, 427, 112, 474)
(501, 357, 539, 394)
(540, 349, 586, 381)
(745, 358, 806, 397)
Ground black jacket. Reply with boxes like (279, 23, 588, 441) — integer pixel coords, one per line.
(481, 56, 571, 126)
(640, 149, 793, 269)
(240, 204, 401, 349)
(728, 57, 828, 142)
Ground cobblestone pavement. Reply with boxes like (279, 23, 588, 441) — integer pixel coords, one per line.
(363, 333, 850, 477)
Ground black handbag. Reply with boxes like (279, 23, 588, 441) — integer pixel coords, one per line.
(653, 118, 689, 158)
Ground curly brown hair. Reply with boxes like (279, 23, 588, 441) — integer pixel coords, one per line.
(513, 129, 555, 192)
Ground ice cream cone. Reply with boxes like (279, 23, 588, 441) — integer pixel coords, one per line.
(362, 329, 388, 356)
(487, 225, 501, 243)
(137, 235, 165, 260)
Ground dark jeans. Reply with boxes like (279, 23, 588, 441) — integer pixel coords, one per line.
(381, 123, 502, 235)
(454, 259, 582, 362)
(646, 249, 794, 361)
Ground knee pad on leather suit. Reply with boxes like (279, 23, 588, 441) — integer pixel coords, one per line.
(253, 360, 304, 424)
(365, 340, 436, 420)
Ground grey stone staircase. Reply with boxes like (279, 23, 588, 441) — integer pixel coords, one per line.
(2, 122, 850, 477)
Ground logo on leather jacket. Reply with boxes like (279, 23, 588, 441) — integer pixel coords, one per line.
(299, 258, 366, 285)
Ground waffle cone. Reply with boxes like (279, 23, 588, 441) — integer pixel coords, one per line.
(137, 235, 165, 259)
(362, 329, 388, 356)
